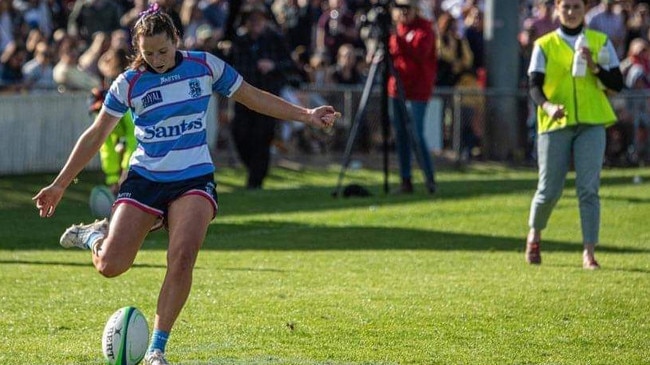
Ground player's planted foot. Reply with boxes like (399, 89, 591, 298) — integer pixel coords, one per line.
(59, 218, 108, 249)
(144, 349, 169, 365)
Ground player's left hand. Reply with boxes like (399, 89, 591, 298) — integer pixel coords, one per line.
(32, 184, 65, 218)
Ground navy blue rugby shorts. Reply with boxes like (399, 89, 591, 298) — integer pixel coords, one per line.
(115, 171, 218, 221)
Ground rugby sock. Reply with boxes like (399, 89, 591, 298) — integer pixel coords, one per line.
(148, 329, 170, 354)
(85, 232, 104, 251)
(88, 237, 104, 255)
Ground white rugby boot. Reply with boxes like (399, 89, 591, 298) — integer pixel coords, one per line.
(144, 349, 170, 365)
(59, 218, 108, 250)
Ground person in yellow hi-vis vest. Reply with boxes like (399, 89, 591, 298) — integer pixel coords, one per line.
(525, 0, 624, 270)
(96, 106, 135, 194)
(92, 47, 137, 196)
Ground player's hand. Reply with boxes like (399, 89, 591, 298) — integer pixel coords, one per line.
(309, 106, 341, 130)
(32, 184, 65, 218)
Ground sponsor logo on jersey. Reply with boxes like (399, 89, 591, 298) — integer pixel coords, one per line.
(189, 79, 202, 98)
(142, 118, 203, 140)
(161, 74, 181, 85)
(142, 90, 163, 108)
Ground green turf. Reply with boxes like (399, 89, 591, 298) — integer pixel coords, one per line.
(1, 165, 649, 364)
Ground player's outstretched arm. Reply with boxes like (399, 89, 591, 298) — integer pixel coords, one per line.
(231, 81, 340, 130)
(33, 109, 120, 218)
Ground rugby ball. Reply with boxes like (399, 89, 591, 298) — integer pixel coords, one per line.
(89, 185, 115, 219)
(102, 306, 149, 365)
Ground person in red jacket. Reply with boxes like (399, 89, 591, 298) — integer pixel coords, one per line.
(388, 0, 437, 194)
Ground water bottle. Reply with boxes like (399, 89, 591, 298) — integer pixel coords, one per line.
(597, 46, 610, 69)
(597, 46, 610, 89)
(572, 33, 587, 77)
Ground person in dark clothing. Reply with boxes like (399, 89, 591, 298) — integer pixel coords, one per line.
(226, 5, 296, 189)
(67, 0, 123, 44)
(327, 43, 363, 85)
(272, 0, 316, 55)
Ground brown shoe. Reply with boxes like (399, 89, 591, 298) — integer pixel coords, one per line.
(392, 178, 413, 194)
(583, 257, 600, 270)
(525, 240, 541, 265)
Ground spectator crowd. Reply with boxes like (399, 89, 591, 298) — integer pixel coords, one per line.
(1, 0, 649, 163)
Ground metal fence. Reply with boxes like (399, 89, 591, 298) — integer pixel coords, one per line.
(0, 92, 218, 175)
(1, 86, 648, 176)
(218, 85, 650, 168)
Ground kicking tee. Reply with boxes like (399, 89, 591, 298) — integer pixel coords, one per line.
(103, 50, 242, 182)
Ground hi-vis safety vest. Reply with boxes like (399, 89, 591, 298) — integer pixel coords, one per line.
(535, 29, 617, 134)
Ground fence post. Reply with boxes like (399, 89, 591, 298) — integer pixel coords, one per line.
(484, 0, 520, 160)
(453, 91, 462, 164)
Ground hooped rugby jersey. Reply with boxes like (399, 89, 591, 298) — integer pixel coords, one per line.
(103, 50, 242, 182)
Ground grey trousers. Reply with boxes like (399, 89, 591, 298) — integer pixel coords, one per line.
(528, 125, 606, 244)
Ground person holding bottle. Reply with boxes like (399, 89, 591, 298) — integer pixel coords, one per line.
(525, 0, 623, 269)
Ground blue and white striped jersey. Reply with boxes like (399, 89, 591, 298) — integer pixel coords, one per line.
(103, 50, 242, 182)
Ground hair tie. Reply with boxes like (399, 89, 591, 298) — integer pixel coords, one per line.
(138, 3, 160, 20)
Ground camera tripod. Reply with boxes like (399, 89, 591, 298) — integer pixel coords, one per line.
(332, 31, 436, 197)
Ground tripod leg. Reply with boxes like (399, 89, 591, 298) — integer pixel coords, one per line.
(333, 55, 382, 197)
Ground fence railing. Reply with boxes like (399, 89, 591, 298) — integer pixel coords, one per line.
(246, 85, 650, 166)
(1, 86, 648, 175)
(0, 92, 218, 175)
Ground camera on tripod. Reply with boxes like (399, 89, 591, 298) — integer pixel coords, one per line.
(359, 0, 394, 48)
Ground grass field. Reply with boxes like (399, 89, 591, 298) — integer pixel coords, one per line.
(1, 164, 649, 364)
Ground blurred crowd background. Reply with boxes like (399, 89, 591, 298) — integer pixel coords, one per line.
(1, 0, 649, 167)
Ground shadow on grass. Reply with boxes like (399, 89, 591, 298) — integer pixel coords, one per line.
(197, 221, 650, 254)
(1, 172, 537, 219)
(199, 173, 650, 217)
(547, 262, 650, 274)
(3, 171, 649, 256)
(5, 171, 648, 214)
(4, 219, 649, 254)
(0, 258, 166, 269)
(599, 193, 650, 204)
(3, 222, 649, 276)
